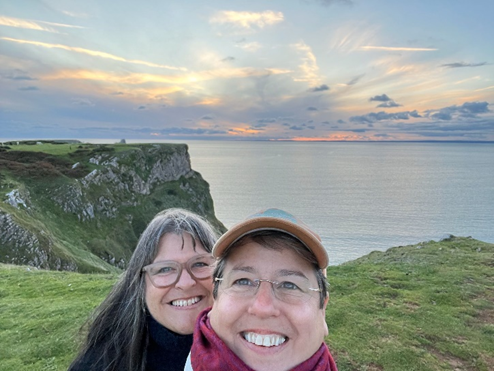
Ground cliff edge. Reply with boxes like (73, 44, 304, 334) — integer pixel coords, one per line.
(0, 141, 225, 273)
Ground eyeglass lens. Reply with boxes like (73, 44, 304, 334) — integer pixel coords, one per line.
(144, 254, 215, 288)
(218, 273, 318, 304)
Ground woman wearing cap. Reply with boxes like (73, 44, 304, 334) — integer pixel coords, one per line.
(188, 208, 338, 371)
(69, 208, 219, 371)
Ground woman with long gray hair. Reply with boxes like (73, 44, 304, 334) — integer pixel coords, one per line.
(69, 208, 219, 371)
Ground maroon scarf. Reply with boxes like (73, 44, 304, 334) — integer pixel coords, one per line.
(191, 309, 338, 371)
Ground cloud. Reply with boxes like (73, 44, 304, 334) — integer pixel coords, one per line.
(0, 16, 58, 33)
(387, 118, 494, 136)
(337, 119, 346, 124)
(377, 101, 401, 108)
(289, 125, 304, 130)
(307, 106, 318, 111)
(221, 56, 235, 62)
(146, 127, 228, 136)
(360, 46, 438, 51)
(236, 41, 262, 52)
(201, 115, 214, 120)
(137, 106, 147, 110)
(18, 86, 39, 91)
(309, 84, 330, 92)
(3, 69, 37, 81)
(1, 37, 187, 71)
(292, 41, 321, 85)
(0, 16, 84, 33)
(350, 110, 418, 123)
(440, 62, 487, 68)
(71, 98, 95, 106)
(431, 112, 451, 120)
(346, 74, 364, 85)
(312, 0, 354, 6)
(159, 128, 225, 135)
(369, 94, 391, 102)
(427, 101, 490, 120)
(257, 118, 277, 124)
(61, 10, 88, 18)
(210, 10, 284, 29)
(351, 102, 489, 125)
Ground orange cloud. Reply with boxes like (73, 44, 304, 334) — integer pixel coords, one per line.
(0, 16, 57, 32)
(210, 10, 283, 29)
(228, 127, 262, 135)
(195, 98, 221, 106)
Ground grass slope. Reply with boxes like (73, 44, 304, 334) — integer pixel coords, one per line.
(1, 236, 493, 370)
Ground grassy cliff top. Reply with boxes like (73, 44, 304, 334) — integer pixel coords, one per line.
(1, 236, 493, 370)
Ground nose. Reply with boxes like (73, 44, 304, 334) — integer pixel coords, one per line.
(174, 267, 197, 290)
(247, 281, 280, 318)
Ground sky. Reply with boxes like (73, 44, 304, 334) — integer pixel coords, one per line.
(1, 0, 493, 141)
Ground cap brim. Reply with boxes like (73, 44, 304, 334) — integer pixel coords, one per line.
(213, 216, 329, 269)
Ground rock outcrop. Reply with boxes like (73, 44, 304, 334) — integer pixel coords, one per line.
(0, 143, 224, 273)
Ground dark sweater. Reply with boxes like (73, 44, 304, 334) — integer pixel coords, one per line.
(68, 315, 193, 371)
(146, 315, 193, 371)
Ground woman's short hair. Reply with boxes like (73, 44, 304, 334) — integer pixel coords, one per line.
(212, 230, 329, 308)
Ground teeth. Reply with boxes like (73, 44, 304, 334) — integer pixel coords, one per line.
(171, 297, 201, 307)
(243, 332, 286, 347)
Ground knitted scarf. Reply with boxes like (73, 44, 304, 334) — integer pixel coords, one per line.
(191, 309, 338, 371)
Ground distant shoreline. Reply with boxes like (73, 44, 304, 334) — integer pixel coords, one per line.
(2, 138, 494, 144)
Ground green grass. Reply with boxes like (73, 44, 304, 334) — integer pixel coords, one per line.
(326, 236, 494, 370)
(1, 236, 493, 370)
(0, 264, 118, 370)
(2, 141, 142, 156)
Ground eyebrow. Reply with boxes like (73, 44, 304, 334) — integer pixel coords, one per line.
(230, 265, 256, 274)
(276, 269, 309, 280)
(229, 266, 309, 280)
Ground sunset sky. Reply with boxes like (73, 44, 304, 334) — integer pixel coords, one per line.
(1, 0, 493, 141)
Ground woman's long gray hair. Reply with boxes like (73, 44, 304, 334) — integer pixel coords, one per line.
(69, 208, 219, 371)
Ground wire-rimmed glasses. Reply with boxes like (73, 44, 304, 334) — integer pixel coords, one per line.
(215, 273, 321, 305)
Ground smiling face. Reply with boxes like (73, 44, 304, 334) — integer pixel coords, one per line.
(145, 232, 213, 335)
(209, 241, 328, 371)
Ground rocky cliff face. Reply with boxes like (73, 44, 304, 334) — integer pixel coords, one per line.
(0, 143, 224, 273)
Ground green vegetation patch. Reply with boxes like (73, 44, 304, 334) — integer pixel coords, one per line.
(1, 236, 493, 370)
(326, 236, 494, 370)
(0, 264, 118, 371)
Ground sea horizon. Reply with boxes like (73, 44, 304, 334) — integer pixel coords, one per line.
(3, 139, 493, 266)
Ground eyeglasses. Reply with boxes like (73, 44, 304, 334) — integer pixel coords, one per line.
(142, 254, 215, 288)
(215, 273, 321, 305)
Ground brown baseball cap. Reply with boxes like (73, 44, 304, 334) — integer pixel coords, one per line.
(212, 208, 329, 269)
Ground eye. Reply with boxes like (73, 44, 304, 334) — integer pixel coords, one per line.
(191, 261, 209, 268)
(278, 281, 301, 291)
(154, 266, 176, 275)
(232, 278, 255, 287)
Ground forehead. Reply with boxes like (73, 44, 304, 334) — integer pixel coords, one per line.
(154, 232, 207, 262)
(223, 241, 315, 277)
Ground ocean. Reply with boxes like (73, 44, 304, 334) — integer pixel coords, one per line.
(185, 141, 494, 265)
(8, 138, 492, 265)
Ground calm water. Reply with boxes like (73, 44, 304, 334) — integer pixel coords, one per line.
(186, 141, 494, 265)
(7, 138, 491, 265)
